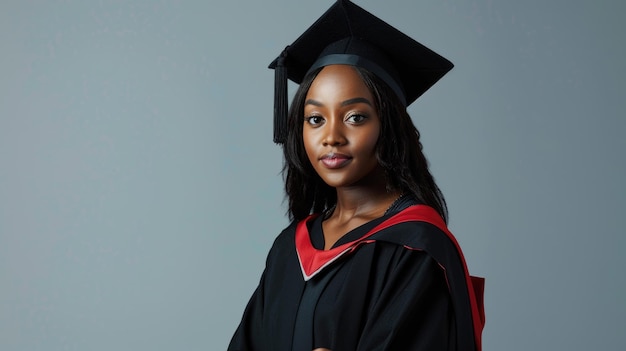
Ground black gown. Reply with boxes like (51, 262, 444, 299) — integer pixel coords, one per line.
(228, 199, 484, 351)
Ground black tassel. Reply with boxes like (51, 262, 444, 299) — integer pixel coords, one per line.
(273, 48, 289, 144)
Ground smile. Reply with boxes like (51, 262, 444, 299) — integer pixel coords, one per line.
(320, 153, 352, 169)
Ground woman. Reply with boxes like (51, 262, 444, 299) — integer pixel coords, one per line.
(228, 1, 484, 350)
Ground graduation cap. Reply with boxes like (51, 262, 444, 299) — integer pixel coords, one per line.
(269, 0, 453, 143)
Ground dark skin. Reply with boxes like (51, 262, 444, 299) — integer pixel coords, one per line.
(302, 64, 402, 251)
(321, 166, 400, 250)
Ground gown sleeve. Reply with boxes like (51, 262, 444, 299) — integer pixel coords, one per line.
(227, 272, 266, 351)
(227, 223, 302, 351)
(356, 247, 455, 351)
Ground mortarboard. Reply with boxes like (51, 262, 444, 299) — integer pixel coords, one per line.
(269, 0, 453, 143)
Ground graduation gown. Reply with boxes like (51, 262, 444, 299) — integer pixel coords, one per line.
(228, 203, 485, 351)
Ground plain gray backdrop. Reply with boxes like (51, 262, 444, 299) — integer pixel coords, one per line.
(1, 0, 625, 350)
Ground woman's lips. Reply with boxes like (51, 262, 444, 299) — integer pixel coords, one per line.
(320, 153, 352, 169)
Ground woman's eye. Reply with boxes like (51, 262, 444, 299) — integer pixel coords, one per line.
(346, 114, 367, 124)
(305, 116, 324, 125)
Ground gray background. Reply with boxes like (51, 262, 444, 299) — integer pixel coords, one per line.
(1, 0, 624, 350)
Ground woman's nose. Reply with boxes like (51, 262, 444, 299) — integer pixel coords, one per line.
(322, 120, 347, 146)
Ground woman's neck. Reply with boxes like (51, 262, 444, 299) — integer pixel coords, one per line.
(319, 167, 403, 249)
(330, 183, 401, 224)
(321, 183, 402, 250)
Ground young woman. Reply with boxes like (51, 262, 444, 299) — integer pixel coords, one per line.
(228, 1, 484, 350)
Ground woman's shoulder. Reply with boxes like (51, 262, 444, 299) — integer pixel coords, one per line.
(371, 203, 457, 255)
(271, 213, 322, 243)
(266, 219, 300, 255)
(373, 219, 450, 247)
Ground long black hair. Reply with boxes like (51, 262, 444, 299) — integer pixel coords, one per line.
(282, 66, 448, 223)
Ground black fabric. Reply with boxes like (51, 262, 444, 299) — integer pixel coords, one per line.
(228, 200, 476, 351)
(369, 221, 476, 350)
(291, 262, 340, 350)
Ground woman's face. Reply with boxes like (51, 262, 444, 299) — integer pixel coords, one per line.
(303, 65, 381, 189)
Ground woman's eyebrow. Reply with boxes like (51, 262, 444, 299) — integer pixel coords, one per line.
(305, 99, 323, 107)
(341, 97, 372, 107)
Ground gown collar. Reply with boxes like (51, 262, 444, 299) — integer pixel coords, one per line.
(295, 201, 422, 281)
